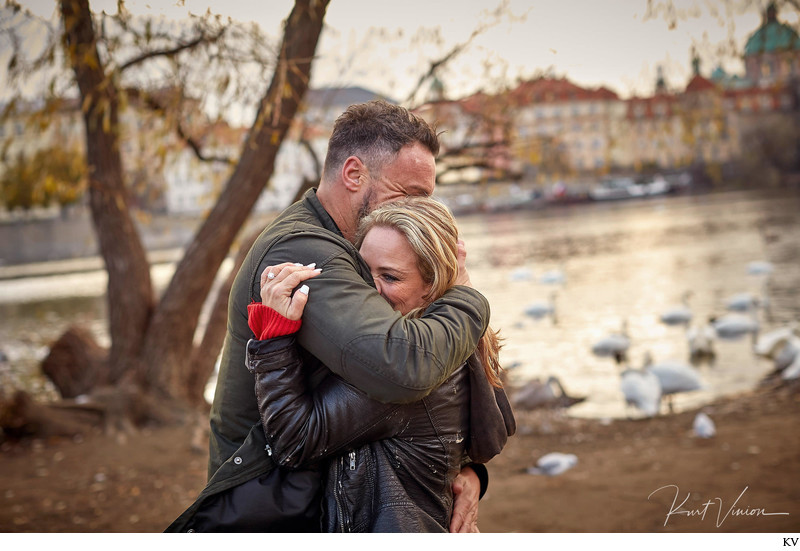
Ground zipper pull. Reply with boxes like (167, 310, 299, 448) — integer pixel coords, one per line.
(349, 450, 356, 470)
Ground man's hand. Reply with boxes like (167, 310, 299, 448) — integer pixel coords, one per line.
(455, 238, 473, 287)
(450, 465, 480, 533)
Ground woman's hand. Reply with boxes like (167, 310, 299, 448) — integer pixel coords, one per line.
(259, 262, 322, 320)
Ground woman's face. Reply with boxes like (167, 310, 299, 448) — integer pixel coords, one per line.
(359, 225, 431, 316)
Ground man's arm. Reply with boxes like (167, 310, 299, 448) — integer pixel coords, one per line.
(261, 233, 490, 403)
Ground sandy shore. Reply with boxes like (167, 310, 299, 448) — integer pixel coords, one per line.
(1, 379, 798, 533)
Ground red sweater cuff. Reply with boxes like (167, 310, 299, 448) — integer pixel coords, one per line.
(247, 303, 302, 340)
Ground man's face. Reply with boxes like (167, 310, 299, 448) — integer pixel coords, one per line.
(357, 142, 436, 221)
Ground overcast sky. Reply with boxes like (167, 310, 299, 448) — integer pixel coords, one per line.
(13, 0, 793, 100)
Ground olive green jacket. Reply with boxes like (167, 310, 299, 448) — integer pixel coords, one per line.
(207, 189, 491, 479)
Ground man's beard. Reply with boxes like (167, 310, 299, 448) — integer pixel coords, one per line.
(356, 187, 375, 225)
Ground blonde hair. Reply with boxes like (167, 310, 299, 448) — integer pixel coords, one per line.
(356, 197, 504, 387)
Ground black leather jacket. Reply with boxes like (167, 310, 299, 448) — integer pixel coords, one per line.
(247, 336, 494, 532)
(165, 335, 515, 533)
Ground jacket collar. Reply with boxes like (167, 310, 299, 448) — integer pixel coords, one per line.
(302, 188, 344, 238)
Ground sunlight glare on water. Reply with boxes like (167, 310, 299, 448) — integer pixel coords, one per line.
(460, 189, 800, 419)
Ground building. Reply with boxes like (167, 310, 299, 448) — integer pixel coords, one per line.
(743, 2, 800, 88)
(1, 85, 395, 216)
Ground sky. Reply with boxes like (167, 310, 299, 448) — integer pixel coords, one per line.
(11, 0, 797, 102)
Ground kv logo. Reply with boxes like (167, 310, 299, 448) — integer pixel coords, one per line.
(785, 538, 799, 547)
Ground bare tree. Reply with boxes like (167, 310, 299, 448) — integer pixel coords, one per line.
(0, 0, 329, 432)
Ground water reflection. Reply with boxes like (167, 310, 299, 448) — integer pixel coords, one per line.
(461, 189, 800, 418)
(1, 189, 798, 418)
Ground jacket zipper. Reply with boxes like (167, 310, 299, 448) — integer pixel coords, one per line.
(349, 450, 356, 470)
(334, 455, 349, 532)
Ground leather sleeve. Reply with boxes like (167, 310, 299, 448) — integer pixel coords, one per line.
(246, 336, 414, 468)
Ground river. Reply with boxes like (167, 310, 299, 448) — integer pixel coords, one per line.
(1, 188, 799, 418)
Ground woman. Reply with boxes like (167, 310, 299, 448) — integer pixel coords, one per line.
(246, 197, 513, 532)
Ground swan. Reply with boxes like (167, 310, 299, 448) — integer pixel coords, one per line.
(747, 261, 774, 276)
(660, 291, 693, 326)
(511, 375, 586, 410)
(687, 319, 716, 363)
(526, 452, 578, 476)
(726, 280, 770, 313)
(711, 313, 759, 341)
(509, 267, 535, 282)
(592, 320, 631, 362)
(620, 365, 662, 417)
(539, 268, 566, 285)
(693, 412, 716, 438)
(523, 292, 557, 323)
(644, 352, 704, 413)
(758, 333, 800, 377)
(725, 292, 761, 312)
(754, 322, 799, 357)
(781, 349, 800, 381)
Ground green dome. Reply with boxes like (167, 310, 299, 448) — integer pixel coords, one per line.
(744, 5, 800, 55)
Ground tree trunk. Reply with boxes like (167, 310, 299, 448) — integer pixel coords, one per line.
(140, 0, 330, 397)
(60, 0, 155, 384)
(57, 0, 329, 411)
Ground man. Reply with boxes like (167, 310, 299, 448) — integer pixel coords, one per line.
(192, 101, 490, 532)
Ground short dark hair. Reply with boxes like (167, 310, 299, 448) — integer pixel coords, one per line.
(322, 100, 440, 182)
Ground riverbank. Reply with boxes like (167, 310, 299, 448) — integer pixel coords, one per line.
(1, 377, 797, 533)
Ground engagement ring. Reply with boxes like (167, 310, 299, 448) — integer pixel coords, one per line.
(267, 272, 276, 280)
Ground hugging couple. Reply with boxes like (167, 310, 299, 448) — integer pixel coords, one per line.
(167, 100, 515, 533)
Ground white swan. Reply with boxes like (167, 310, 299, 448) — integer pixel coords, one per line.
(539, 268, 566, 285)
(592, 320, 631, 362)
(620, 365, 662, 417)
(687, 319, 716, 362)
(644, 352, 704, 413)
(758, 332, 800, 379)
(725, 292, 761, 312)
(754, 322, 799, 357)
(781, 348, 800, 381)
(747, 261, 774, 276)
(725, 280, 770, 313)
(509, 267, 535, 282)
(693, 412, 716, 438)
(526, 452, 578, 476)
(523, 292, 557, 323)
(711, 313, 759, 341)
(660, 291, 693, 326)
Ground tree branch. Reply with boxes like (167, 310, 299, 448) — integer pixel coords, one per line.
(130, 88, 235, 165)
(117, 26, 226, 73)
